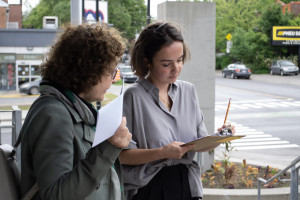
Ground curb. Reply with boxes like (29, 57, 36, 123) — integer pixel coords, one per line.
(203, 186, 299, 200)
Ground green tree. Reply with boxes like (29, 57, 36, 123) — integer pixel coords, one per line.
(230, 27, 256, 64)
(108, 0, 147, 40)
(258, 3, 292, 35)
(280, 0, 295, 3)
(23, 0, 146, 42)
(215, 0, 274, 52)
(23, 0, 70, 29)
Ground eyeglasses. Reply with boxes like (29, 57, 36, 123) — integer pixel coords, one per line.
(111, 67, 118, 79)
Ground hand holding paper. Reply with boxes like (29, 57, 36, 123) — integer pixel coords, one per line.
(92, 80, 131, 148)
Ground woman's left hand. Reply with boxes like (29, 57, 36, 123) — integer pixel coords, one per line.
(217, 122, 235, 135)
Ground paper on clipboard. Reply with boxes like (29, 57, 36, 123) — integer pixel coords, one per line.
(92, 80, 124, 147)
(181, 135, 245, 152)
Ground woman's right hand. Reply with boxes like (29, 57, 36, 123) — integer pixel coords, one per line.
(108, 117, 132, 149)
(160, 141, 194, 159)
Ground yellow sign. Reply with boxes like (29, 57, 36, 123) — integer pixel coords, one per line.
(273, 26, 300, 41)
(272, 26, 300, 45)
(226, 33, 232, 41)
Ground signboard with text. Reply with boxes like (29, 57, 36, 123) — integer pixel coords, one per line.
(272, 26, 300, 46)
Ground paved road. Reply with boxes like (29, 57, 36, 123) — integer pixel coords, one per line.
(214, 71, 300, 169)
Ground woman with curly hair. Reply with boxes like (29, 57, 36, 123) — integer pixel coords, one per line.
(20, 23, 132, 200)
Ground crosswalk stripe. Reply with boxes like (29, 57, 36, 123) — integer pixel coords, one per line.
(214, 118, 299, 150)
(220, 140, 289, 147)
(230, 144, 299, 150)
(243, 134, 272, 138)
(230, 104, 249, 110)
(252, 102, 277, 108)
(233, 137, 281, 142)
(240, 103, 262, 108)
(267, 102, 290, 107)
(280, 102, 300, 106)
(215, 100, 300, 111)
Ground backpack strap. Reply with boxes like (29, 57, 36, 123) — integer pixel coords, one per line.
(21, 182, 39, 200)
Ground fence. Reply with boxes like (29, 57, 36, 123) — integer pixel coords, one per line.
(0, 106, 22, 166)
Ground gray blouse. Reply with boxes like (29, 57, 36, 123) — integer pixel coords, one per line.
(122, 78, 208, 199)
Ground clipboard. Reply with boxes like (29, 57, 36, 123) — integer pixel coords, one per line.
(181, 135, 245, 152)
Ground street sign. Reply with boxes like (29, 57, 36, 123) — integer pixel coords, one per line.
(226, 33, 232, 41)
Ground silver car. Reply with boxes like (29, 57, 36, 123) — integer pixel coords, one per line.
(19, 77, 42, 95)
(270, 60, 299, 76)
(119, 65, 138, 83)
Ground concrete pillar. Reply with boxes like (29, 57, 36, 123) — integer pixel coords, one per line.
(71, 0, 82, 25)
(157, 2, 216, 173)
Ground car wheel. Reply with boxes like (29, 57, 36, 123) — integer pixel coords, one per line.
(29, 87, 39, 95)
(280, 70, 284, 76)
(270, 70, 274, 75)
(222, 72, 226, 78)
(246, 76, 250, 79)
(231, 73, 235, 79)
(295, 73, 298, 75)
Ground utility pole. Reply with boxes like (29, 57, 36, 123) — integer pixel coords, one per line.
(71, 0, 82, 25)
(96, 0, 99, 21)
(147, 0, 150, 24)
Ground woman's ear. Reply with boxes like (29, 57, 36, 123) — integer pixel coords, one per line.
(144, 58, 151, 68)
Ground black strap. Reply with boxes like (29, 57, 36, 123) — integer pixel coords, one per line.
(21, 182, 39, 200)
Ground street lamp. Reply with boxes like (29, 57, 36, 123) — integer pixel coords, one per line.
(147, 0, 150, 24)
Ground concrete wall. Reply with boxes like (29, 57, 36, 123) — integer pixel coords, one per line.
(157, 1, 216, 172)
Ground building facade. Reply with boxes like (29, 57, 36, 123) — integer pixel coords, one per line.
(0, 29, 58, 91)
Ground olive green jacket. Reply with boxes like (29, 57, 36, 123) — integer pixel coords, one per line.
(20, 96, 124, 200)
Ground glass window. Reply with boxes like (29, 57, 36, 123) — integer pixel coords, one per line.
(31, 65, 41, 76)
(18, 65, 30, 76)
(0, 63, 16, 90)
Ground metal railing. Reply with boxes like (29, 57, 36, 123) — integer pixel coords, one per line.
(0, 106, 22, 166)
(258, 156, 300, 200)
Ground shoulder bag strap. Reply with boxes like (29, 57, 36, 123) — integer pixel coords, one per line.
(13, 95, 53, 199)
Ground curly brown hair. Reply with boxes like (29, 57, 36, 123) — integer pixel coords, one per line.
(131, 22, 190, 78)
(41, 23, 125, 94)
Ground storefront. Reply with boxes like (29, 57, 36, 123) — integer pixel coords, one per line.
(0, 28, 57, 92)
(0, 53, 43, 91)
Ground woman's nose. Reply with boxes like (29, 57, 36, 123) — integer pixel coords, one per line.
(172, 62, 181, 72)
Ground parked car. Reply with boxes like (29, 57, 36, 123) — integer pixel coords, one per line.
(222, 64, 251, 79)
(119, 65, 138, 83)
(270, 60, 299, 76)
(19, 77, 42, 95)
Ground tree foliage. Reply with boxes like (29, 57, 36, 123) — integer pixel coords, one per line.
(23, 0, 147, 41)
(216, 0, 299, 73)
(108, 0, 147, 40)
(23, 0, 70, 29)
(216, 0, 274, 52)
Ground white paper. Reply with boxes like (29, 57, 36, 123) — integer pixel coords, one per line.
(92, 83, 124, 147)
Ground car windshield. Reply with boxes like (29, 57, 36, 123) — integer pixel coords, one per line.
(120, 68, 132, 73)
(33, 77, 42, 82)
(236, 65, 246, 69)
(280, 61, 294, 66)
